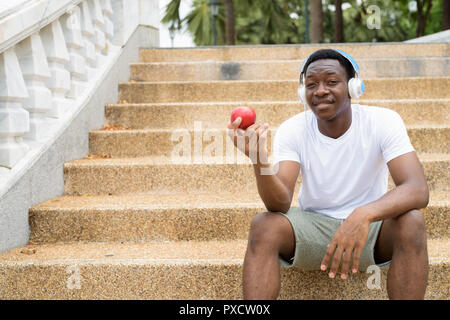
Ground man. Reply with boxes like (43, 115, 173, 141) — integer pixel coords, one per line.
(227, 49, 429, 300)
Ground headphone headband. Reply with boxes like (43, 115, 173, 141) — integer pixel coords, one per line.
(299, 48, 361, 83)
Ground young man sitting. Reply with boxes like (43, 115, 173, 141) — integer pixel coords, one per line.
(227, 49, 429, 300)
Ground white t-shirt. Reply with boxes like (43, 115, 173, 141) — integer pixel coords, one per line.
(273, 104, 415, 219)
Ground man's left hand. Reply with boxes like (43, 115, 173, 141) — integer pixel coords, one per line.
(320, 209, 371, 279)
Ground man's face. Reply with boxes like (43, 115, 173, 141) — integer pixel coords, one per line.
(304, 59, 351, 121)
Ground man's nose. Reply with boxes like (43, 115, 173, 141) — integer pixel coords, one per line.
(314, 82, 329, 96)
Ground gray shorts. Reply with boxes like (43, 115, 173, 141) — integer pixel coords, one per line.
(278, 207, 391, 271)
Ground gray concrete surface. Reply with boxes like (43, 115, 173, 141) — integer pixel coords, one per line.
(405, 29, 450, 43)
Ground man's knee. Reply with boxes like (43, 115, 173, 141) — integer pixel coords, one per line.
(248, 211, 293, 252)
(393, 209, 427, 252)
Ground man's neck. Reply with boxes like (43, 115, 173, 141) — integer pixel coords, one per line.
(316, 103, 352, 139)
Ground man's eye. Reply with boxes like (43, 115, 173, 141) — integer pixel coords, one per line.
(328, 80, 338, 85)
(306, 83, 316, 88)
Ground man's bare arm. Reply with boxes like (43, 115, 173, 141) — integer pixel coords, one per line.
(227, 117, 300, 214)
(356, 151, 429, 222)
(253, 161, 300, 214)
(320, 151, 429, 278)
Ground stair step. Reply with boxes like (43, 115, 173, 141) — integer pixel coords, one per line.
(118, 78, 450, 104)
(105, 99, 450, 129)
(88, 126, 450, 157)
(28, 191, 449, 243)
(29, 193, 262, 243)
(0, 239, 447, 299)
(131, 57, 450, 82)
(63, 154, 449, 195)
(139, 44, 450, 63)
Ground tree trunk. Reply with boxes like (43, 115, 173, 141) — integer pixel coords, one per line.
(310, 0, 323, 43)
(224, 0, 235, 45)
(416, 0, 433, 37)
(334, 0, 344, 42)
(443, 0, 450, 30)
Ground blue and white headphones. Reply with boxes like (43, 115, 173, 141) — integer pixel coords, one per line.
(297, 48, 365, 104)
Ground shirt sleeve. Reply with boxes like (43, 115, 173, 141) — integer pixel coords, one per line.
(272, 120, 301, 166)
(379, 109, 415, 163)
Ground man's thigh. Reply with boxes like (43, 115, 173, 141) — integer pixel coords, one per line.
(374, 218, 394, 265)
(279, 208, 384, 271)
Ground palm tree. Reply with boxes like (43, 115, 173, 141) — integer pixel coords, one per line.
(162, 0, 291, 46)
(334, 0, 344, 42)
(184, 0, 225, 45)
(162, 0, 227, 46)
(416, 0, 433, 37)
(161, 0, 182, 33)
(224, 0, 235, 45)
(310, 0, 324, 43)
(443, 0, 450, 30)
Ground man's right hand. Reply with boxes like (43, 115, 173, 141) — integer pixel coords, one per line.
(227, 117, 270, 166)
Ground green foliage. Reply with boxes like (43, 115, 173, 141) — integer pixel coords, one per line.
(161, 0, 447, 45)
(234, 0, 297, 44)
(339, 0, 412, 42)
(161, 0, 182, 30)
(184, 0, 226, 45)
(426, 0, 443, 34)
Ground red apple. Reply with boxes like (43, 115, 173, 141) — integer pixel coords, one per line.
(230, 106, 256, 130)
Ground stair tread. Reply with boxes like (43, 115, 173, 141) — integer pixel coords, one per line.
(139, 44, 450, 64)
(0, 241, 247, 264)
(33, 192, 264, 210)
(32, 190, 448, 211)
(66, 153, 450, 166)
(120, 76, 450, 85)
(0, 239, 447, 264)
(107, 98, 450, 107)
(90, 124, 450, 134)
(133, 56, 450, 65)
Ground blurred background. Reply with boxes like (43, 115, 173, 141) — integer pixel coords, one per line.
(159, 0, 450, 47)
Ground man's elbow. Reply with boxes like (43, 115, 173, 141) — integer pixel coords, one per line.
(265, 200, 291, 214)
(416, 183, 429, 208)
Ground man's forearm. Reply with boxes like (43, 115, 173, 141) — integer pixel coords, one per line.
(356, 183, 429, 223)
(253, 163, 291, 213)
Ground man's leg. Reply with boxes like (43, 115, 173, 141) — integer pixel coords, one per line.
(243, 211, 295, 300)
(374, 209, 428, 300)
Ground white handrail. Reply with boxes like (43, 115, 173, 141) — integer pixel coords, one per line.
(0, 0, 150, 197)
(0, 0, 84, 54)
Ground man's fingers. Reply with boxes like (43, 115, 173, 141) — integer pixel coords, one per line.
(227, 122, 270, 161)
(236, 128, 245, 136)
(339, 249, 353, 279)
(227, 127, 242, 142)
(351, 246, 363, 274)
(229, 117, 242, 130)
(246, 123, 261, 132)
(259, 127, 268, 145)
(320, 242, 336, 271)
(234, 129, 246, 150)
(227, 118, 242, 141)
(328, 246, 343, 278)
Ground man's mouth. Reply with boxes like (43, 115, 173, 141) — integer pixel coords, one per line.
(312, 100, 335, 107)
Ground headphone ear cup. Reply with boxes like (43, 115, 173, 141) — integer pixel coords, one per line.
(298, 86, 306, 104)
(348, 77, 363, 99)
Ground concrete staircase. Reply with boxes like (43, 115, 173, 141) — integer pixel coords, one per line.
(0, 43, 449, 300)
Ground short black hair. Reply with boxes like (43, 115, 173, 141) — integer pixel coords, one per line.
(301, 49, 356, 81)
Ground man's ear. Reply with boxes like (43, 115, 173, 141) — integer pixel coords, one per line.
(347, 83, 351, 99)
